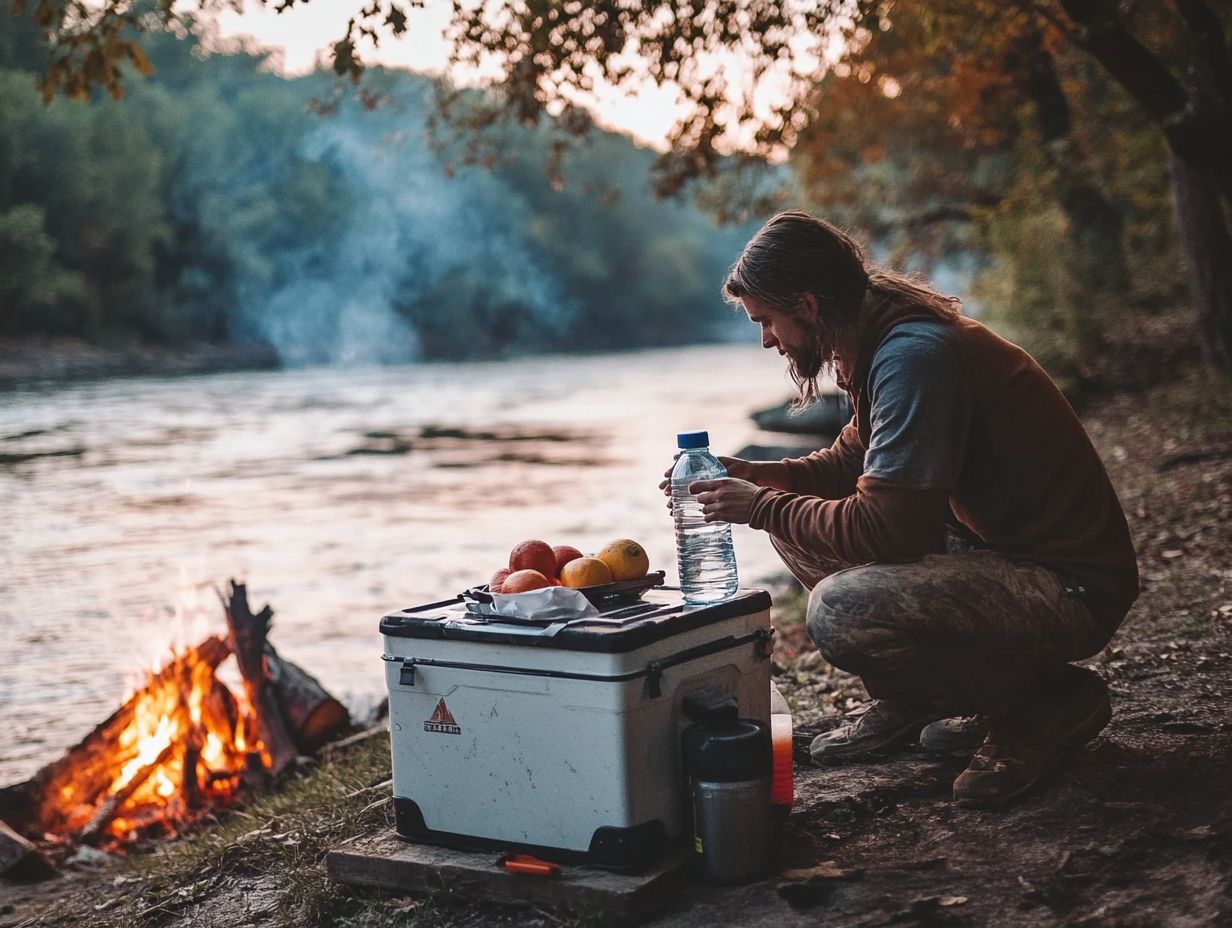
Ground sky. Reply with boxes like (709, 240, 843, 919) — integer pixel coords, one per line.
(211, 0, 693, 149)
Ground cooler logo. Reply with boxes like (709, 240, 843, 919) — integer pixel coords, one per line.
(424, 698, 462, 735)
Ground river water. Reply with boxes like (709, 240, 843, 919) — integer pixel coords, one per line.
(0, 344, 815, 785)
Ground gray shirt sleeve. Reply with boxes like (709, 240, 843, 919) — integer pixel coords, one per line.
(862, 321, 971, 489)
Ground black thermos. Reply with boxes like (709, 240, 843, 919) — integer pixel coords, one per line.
(682, 692, 772, 883)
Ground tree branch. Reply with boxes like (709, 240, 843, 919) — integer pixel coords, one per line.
(1056, 0, 1190, 130)
(865, 204, 991, 239)
(1056, 0, 1232, 198)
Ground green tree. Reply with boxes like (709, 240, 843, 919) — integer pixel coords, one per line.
(21, 0, 1223, 368)
(0, 202, 87, 332)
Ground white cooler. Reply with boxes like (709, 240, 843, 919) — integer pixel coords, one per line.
(380, 587, 772, 868)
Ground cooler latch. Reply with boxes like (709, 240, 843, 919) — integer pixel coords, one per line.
(755, 627, 775, 658)
(646, 662, 664, 699)
(399, 660, 416, 686)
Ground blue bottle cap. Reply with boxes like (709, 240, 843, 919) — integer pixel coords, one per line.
(677, 431, 710, 449)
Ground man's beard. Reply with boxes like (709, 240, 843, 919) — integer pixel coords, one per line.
(785, 329, 836, 409)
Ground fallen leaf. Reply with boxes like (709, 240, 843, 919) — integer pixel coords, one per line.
(940, 895, 969, 906)
(388, 896, 420, 915)
(1162, 549, 1184, 558)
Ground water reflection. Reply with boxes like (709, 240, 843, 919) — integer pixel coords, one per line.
(1, 344, 809, 783)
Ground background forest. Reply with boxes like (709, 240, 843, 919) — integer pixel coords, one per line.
(0, 7, 756, 365)
(0, 1, 1205, 393)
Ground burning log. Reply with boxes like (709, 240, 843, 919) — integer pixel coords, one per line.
(266, 645, 351, 753)
(1, 819, 51, 878)
(222, 580, 350, 763)
(181, 728, 204, 813)
(4, 583, 350, 863)
(222, 581, 298, 777)
(79, 742, 177, 844)
(11, 635, 233, 838)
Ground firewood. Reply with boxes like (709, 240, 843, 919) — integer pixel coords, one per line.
(221, 580, 297, 777)
(11, 635, 231, 836)
(181, 729, 204, 812)
(265, 645, 351, 752)
(80, 741, 176, 844)
(0, 818, 51, 878)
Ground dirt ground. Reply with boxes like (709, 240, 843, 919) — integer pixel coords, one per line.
(2, 370, 1229, 928)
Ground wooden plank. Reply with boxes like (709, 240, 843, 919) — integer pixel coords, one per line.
(326, 831, 690, 922)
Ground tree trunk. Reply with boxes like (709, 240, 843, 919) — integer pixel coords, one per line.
(1014, 30, 1129, 360)
(1052, 0, 1232, 368)
(1169, 152, 1232, 370)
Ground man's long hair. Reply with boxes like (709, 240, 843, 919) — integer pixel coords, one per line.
(722, 211, 962, 407)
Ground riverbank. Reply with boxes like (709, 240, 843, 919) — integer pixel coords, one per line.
(0, 337, 280, 389)
(2, 366, 1229, 928)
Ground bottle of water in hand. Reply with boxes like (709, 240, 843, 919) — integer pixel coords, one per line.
(671, 431, 739, 604)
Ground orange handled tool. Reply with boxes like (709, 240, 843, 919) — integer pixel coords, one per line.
(499, 853, 562, 877)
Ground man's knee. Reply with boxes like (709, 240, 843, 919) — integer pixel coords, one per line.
(806, 569, 882, 670)
(803, 569, 911, 670)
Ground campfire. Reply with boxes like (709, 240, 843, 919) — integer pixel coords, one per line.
(0, 583, 349, 869)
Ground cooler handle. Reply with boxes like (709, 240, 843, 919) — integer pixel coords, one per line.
(646, 626, 773, 698)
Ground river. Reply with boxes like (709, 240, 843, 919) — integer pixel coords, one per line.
(0, 344, 815, 785)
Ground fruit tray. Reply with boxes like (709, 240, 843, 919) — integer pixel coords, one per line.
(466, 571, 666, 611)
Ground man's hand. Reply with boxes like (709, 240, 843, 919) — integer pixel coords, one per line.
(659, 455, 681, 509)
(689, 478, 760, 525)
(660, 455, 757, 494)
(716, 456, 758, 480)
(660, 456, 784, 511)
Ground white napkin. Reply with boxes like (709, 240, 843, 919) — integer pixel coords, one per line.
(466, 586, 600, 622)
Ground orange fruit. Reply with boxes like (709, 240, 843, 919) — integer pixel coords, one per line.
(509, 539, 557, 578)
(596, 539, 650, 581)
(489, 568, 510, 593)
(552, 545, 584, 575)
(502, 569, 551, 593)
(560, 556, 613, 589)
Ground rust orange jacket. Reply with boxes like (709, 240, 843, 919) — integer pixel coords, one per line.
(747, 304, 1139, 628)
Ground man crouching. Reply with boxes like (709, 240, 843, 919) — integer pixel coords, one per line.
(681, 211, 1138, 806)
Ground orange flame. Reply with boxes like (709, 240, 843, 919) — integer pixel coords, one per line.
(67, 642, 264, 844)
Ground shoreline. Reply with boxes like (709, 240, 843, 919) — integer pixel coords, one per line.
(0, 337, 766, 392)
(0, 337, 281, 390)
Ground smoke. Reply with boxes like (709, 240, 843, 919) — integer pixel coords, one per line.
(231, 92, 576, 366)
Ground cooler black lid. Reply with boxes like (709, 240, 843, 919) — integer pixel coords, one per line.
(378, 588, 772, 654)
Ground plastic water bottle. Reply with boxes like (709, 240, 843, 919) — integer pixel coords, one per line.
(671, 431, 739, 604)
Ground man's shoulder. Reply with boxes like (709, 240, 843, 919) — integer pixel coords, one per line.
(878, 317, 962, 351)
(870, 319, 963, 386)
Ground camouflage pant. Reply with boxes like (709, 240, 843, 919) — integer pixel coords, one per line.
(770, 534, 1115, 716)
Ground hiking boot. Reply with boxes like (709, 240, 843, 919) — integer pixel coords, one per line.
(952, 666, 1111, 807)
(919, 716, 987, 755)
(810, 700, 941, 766)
